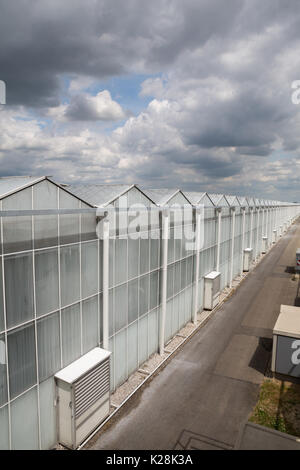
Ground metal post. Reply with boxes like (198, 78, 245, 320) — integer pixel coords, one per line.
(102, 215, 110, 350)
(241, 207, 246, 274)
(193, 207, 201, 324)
(216, 207, 222, 272)
(159, 208, 169, 356)
(249, 207, 253, 247)
(255, 208, 260, 258)
(229, 207, 236, 288)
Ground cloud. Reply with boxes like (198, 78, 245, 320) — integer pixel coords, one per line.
(48, 90, 126, 121)
(1, 0, 300, 201)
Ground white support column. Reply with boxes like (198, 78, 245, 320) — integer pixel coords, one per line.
(249, 207, 254, 247)
(216, 207, 222, 272)
(261, 208, 265, 251)
(255, 208, 260, 258)
(229, 207, 236, 288)
(102, 215, 110, 350)
(193, 207, 202, 324)
(240, 207, 246, 274)
(159, 207, 169, 356)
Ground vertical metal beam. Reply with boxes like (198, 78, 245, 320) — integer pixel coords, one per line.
(159, 208, 169, 356)
(255, 208, 260, 259)
(240, 207, 246, 274)
(216, 207, 222, 272)
(229, 207, 236, 288)
(249, 207, 253, 247)
(102, 215, 110, 350)
(193, 207, 201, 324)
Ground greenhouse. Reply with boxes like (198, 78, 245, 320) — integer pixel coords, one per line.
(0, 175, 299, 449)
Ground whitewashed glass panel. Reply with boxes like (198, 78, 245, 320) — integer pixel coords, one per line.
(59, 189, 80, 245)
(128, 238, 139, 279)
(0, 405, 9, 450)
(128, 279, 138, 324)
(11, 387, 39, 450)
(81, 241, 98, 298)
(0, 333, 7, 406)
(37, 312, 60, 382)
(5, 252, 34, 328)
(60, 245, 80, 307)
(115, 238, 127, 285)
(82, 296, 98, 353)
(33, 180, 58, 249)
(148, 309, 158, 356)
(2, 188, 32, 253)
(114, 284, 127, 332)
(39, 378, 56, 450)
(127, 321, 138, 375)
(149, 270, 159, 310)
(8, 323, 36, 399)
(0, 259, 3, 332)
(139, 275, 149, 317)
(35, 249, 59, 316)
(140, 239, 150, 275)
(61, 303, 81, 367)
(138, 315, 148, 364)
(115, 329, 127, 387)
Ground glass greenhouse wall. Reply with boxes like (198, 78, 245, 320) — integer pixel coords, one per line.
(0, 176, 299, 449)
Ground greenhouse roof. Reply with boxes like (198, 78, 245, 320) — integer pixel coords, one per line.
(0, 175, 46, 199)
(142, 188, 191, 206)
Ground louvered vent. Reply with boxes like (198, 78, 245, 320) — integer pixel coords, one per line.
(74, 357, 110, 419)
(55, 347, 111, 449)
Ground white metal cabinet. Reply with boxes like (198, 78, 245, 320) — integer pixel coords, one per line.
(204, 271, 221, 310)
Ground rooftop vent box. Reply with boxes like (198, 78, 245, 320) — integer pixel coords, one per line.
(243, 248, 253, 272)
(296, 249, 300, 273)
(271, 305, 300, 380)
(55, 347, 111, 449)
(204, 271, 221, 310)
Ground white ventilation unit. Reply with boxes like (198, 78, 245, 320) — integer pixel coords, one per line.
(243, 248, 253, 272)
(262, 236, 268, 254)
(272, 229, 277, 243)
(204, 271, 221, 310)
(55, 347, 111, 449)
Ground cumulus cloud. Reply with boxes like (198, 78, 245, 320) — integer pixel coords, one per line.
(48, 90, 126, 121)
(1, 0, 300, 201)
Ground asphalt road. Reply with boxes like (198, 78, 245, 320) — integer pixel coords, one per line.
(87, 220, 300, 450)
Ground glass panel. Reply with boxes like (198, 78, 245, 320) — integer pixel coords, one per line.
(148, 309, 158, 355)
(39, 378, 56, 449)
(5, 252, 34, 328)
(11, 387, 39, 450)
(0, 405, 9, 450)
(109, 239, 114, 288)
(8, 323, 36, 399)
(2, 188, 32, 253)
(128, 238, 139, 279)
(109, 289, 114, 337)
(59, 189, 80, 245)
(128, 279, 138, 324)
(61, 303, 81, 367)
(115, 238, 127, 285)
(114, 284, 127, 332)
(0, 333, 7, 406)
(149, 270, 159, 310)
(82, 296, 98, 354)
(37, 312, 60, 382)
(139, 275, 149, 317)
(128, 321, 138, 375)
(150, 237, 160, 271)
(33, 180, 58, 249)
(167, 264, 174, 299)
(35, 249, 59, 316)
(81, 205, 97, 242)
(138, 315, 148, 364)
(81, 241, 98, 298)
(140, 239, 149, 275)
(60, 245, 80, 307)
(114, 329, 127, 387)
(0, 259, 3, 332)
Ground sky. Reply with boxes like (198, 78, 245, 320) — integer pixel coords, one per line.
(0, 0, 300, 202)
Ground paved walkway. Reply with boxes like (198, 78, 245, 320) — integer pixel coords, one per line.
(87, 221, 300, 450)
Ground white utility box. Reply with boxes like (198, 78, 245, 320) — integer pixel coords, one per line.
(243, 248, 253, 272)
(204, 271, 221, 310)
(55, 347, 111, 449)
(296, 248, 300, 273)
(272, 229, 277, 244)
(271, 305, 300, 379)
(279, 225, 283, 236)
(262, 236, 268, 254)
